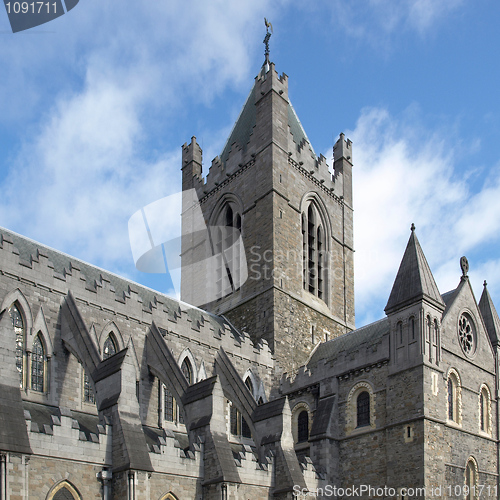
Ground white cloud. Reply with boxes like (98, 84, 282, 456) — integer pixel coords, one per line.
(352, 107, 500, 326)
(0, 0, 281, 277)
(327, 0, 464, 43)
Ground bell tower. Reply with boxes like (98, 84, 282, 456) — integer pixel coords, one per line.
(181, 32, 354, 374)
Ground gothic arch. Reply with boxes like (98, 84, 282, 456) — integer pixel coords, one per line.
(209, 192, 244, 227)
(464, 456, 479, 500)
(1, 288, 33, 333)
(178, 348, 197, 384)
(242, 368, 258, 398)
(46, 480, 81, 500)
(28, 307, 54, 356)
(300, 192, 331, 303)
(299, 192, 333, 240)
(159, 493, 179, 500)
(98, 321, 125, 355)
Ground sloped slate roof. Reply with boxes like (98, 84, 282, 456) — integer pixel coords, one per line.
(0, 226, 237, 337)
(307, 317, 390, 369)
(479, 283, 500, 346)
(288, 101, 316, 157)
(221, 84, 257, 165)
(385, 229, 444, 314)
(220, 70, 315, 165)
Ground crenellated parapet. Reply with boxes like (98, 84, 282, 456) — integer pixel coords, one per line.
(24, 404, 112, 464)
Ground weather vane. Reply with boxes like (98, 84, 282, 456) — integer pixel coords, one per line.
(264, 18, 273, 59)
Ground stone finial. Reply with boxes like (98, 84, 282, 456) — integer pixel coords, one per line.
(484, 280, 488, 287)
(410, 223, 415, 232)
(460, 256, 469, 277)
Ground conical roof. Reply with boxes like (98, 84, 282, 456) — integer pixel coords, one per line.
(220, 63, 315, 165)
(479, 281, 500, 346)
(385, 225, 445, 314)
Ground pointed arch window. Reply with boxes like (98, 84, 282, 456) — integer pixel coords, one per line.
(303, 201, 326, 299)
(31, 334, 45, 392)
(214, 201, 243, 299)
(47, 481, 81, 500)
(103, 335, 117, 360)
(465, 458, 478, 500)
(83, 370, 95, 404)
(229, 401, 251, 439)
(181, 358, 193, 385)
(163, 386, 177, 423)
(159, 494, 179, 500)
(9, 304, 25, 387)
(244, 376, 254, 396)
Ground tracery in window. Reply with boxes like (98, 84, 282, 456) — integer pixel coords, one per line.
(103, 335, 117, 360)
(302, 201, 326, 300)
(9, 304, 25, 387)
(163, 386, 177, 423)
(229, 401, 251, 439)
(83, 370, 95, 404)
(214, 201, 243, 299)
(31, 334, 45, 393)
(458, 313, 477, 358)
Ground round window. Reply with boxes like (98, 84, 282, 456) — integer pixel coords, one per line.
(458, 313, 476, 357)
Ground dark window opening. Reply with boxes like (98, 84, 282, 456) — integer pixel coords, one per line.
(356, 391, 370, 427)
(297, 410, 309, 443)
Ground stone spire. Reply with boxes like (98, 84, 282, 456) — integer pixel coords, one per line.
(385, 224, 445, 314)
(479, 280, 500, 347)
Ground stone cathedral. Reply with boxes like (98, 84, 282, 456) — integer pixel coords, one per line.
(1, 48, 500, 500)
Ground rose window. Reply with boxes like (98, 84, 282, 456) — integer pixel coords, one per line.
(458, 314, 476, 357)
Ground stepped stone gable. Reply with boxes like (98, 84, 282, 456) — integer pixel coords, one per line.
(0, 54, 499, 499)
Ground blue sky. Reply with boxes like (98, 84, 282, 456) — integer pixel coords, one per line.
(1, 0, 499, 327)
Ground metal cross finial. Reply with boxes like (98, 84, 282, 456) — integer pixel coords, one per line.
(264, 18, 273, 59)
(410, 223, 415, 232)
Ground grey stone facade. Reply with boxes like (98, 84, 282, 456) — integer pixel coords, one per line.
(0, 58, 499, 500)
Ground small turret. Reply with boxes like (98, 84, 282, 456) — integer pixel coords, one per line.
(182, 136, 203, 191)
(333, 133, 353, 207)
(385, 224, 445, 370)
(479, 281, 500, 347)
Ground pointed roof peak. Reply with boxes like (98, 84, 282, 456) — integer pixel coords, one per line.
(479, 282, 500, 346)
(385, 226, 445, 314)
